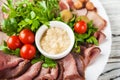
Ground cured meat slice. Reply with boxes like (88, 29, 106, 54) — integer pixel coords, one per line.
(0, 51, 24, 71)
(59, 0, 70, 10)
(61, 54, 81, 80)
(94, 31, 106, 44)
(34, 67, 50, 80)
(83, 47, 101, 66)
(35, 65, 58, 80)
(72, 8, 88, 16)
(87, 11, 107, 31)
(72, 53, 85, 79)
(15, 62, 42, 80)
(0, 60, 30, 79)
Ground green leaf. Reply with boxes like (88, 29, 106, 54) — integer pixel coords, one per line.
(31, 58, 42, 64)
(31, 19, 40, 32)
(0, 41, 20, 56)
(86, 36, 98, 46)
(42, 57, 57, 68)
(30, 11, 36, 19)
(7, 0, 13, 6)
(25, 18, 32, 25)
(12, 48, 20, 56)
(42, 62, 56, 68)
(87, 20, 93, 27)
(31, 54, 56, 68)
(73, 20, 98, 53)
(73, 46, 81, 53)
(2, 6, 8, 13)
(2, 18, 18, 36)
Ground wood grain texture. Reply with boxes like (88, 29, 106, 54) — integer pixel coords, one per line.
(98, 0, 120, 80)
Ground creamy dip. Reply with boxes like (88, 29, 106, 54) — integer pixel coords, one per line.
(40, 27, 70, 54)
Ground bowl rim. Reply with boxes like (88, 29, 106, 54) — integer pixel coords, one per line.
(35, 21, 75, 59)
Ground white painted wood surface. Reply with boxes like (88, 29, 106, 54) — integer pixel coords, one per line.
(98, 0, 120, 80)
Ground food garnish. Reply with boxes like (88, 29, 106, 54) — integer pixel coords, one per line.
(0, 0, 102, 68)
(19, 29, 35, 44)
(20, 44, 36, 60)
(7, 35, 22, 50)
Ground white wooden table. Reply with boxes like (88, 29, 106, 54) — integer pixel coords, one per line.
(98, 0, 120, 80)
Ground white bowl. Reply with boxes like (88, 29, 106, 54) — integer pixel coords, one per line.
(35, 21, 75, 59)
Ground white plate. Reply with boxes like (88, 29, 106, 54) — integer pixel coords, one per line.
(85, 0, 112, 80)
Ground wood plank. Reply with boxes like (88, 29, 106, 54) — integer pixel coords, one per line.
(98, 63, 120, 80)
(98, 0, 120, 79)
(108, 58, 120, 63)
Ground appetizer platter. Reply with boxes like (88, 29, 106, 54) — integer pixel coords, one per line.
(0, 0, 112, 80)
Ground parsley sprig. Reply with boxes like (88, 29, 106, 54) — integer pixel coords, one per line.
(1, 0, 60, 36)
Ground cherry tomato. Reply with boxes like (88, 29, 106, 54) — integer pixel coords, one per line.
(20, 44, 36, 60)
(19, 29, 35, 44)
(74, 21, 87, 34)
(7, 36, 22, 50)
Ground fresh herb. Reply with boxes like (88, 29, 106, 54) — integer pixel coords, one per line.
(42, 57, 57, 68)
(0, 41, 20, 56)
(73, 21, 98, 53)
(86, 36, 98, 45)
(31, 55, 57, 68)
(1, 0, 60, 36)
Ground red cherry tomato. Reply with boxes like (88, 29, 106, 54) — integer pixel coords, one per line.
(20, 44, 36, 60)
(7, 36, 22, 50)
(19, 29, 35, 44)
(74, 21, 87, 34)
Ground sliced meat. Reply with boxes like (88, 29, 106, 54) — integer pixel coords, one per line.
(72, 8, 88, 17)
(61, 54, 81, 80)
(15, 62, 42, 80)
(67, 0, 75, 10)
(83, 46, 101, 67)
(57, 61, 64, 80)
(94, 31, 106, 44)
(0, 31, 9, 45)
(67, 0, 84, 10)
(0, 51, 24, 71)
(34, 67, 50, 80)
(87, 11, 107, 31)
(50, 65, 59, 79)
(80, 46, 87, 55)
(35, 65, 58, 80)
(0, 60, 31, 79)
(71, 53, 85, 79)
(40, 66, 59, 80)
(40, 74, 53, 80)
(59, 0, 70, 11)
